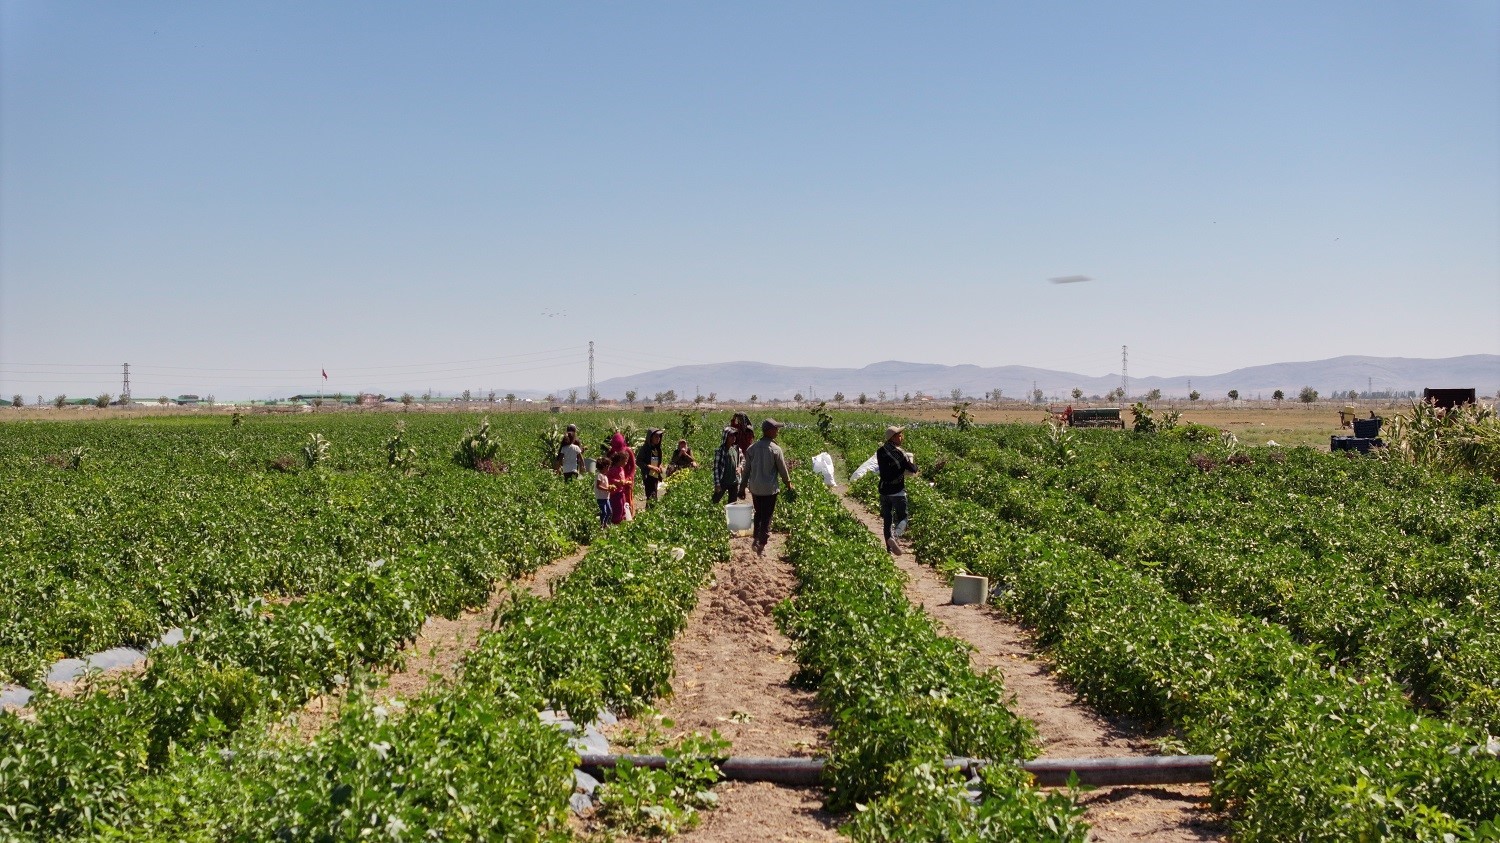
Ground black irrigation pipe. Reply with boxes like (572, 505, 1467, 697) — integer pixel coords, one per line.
(576, 753, 1216, 788)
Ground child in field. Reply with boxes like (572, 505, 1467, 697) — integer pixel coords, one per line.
(667, 438, 698, 477)
(594, 453, 615, 526)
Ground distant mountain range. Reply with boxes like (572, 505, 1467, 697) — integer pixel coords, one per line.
(568, 355, 1498, 402)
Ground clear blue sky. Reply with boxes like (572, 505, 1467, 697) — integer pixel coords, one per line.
(3, 1, 1497, 400)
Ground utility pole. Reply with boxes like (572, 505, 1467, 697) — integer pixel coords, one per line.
(121, 363, 131, 405)
(1121, 345, 1128, 401)
(588, 341, 596, 406)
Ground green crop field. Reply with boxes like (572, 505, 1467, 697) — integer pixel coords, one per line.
(2, 409, 1497, 840)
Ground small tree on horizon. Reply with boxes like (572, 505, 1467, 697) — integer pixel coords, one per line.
(1298, 386, 1318, 403)
(1189, 390, 1200, 402)
(158, 395, 169, 405)
(504, 393, 516, 407)
(1146, 388, 1162, 402)
(793, 393, 804, 403)
(858, 392, 867, 405)
(833, 392, 844, 402)
(54, 395, 67, 408)
(10, 394, 22, 408)
(1071, 388, 1084, 400)
(1228, 389, 1239, 401)
(1273, 389, 1285, 403)
(95, 393, 111, 408)
(625, 390, 637, 405)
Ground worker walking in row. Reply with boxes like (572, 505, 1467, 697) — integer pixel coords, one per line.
(742, 418, 794, 556)
(876, 425, 918, 555)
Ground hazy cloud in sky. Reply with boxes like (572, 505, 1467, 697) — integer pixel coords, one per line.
(2, 2, 1496, 399)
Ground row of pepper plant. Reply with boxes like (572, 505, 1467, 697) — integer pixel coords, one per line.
(913, 423, 1500, 732)
(0, 413, 701, 838)
(0, 413, 658, 683)
(843, 422, 1500, 840)
(771, 424, 1088, 842)
(2, 444, 729, 840)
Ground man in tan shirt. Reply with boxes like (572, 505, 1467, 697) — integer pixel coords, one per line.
(742, 418, 795, 556)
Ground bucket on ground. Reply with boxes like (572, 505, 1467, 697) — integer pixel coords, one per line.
(725, 503, 753, 533)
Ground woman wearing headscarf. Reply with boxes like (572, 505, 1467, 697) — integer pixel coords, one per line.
(609, 431, 637, 523)
(637, 428, 666, 506)
(729, 412, 755, 457)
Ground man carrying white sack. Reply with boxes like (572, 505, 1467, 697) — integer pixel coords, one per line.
(875, 425, 919, 555)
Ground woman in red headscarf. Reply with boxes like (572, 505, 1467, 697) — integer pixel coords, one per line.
(608, 431, 637, 523)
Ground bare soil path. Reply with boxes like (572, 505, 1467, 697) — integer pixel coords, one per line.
(835, 489, 1226, 843)
(599, 530, 843, 842)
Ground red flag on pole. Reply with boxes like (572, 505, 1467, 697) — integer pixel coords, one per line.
(321, 369, 328, 380)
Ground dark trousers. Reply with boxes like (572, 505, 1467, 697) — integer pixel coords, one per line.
(751, 493, 778, 547)
(880, 493, 909, 540)
(643, 475, 661, 502)
(711, 482, 744, 504)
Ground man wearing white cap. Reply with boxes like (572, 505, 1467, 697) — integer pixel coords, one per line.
(875, 426, 919, 554)
(742, 418, 794, 556)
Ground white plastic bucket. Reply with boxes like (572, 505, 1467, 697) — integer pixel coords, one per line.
(583, 458, 597, 475)
(725, 503, 753, 532)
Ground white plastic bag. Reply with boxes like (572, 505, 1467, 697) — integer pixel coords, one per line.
(849, 453, 879, 482)
(811, 452, 837, 487)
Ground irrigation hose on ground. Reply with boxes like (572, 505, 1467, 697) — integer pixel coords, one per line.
(576, 753, 1216, 788)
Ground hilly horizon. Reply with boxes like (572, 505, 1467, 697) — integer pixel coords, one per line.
(563, 354, 1499, 403)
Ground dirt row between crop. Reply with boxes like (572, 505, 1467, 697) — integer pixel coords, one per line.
(835, 489, 1227, 843)
(597, 530, 844, 842)
(294, 546, 590, 739)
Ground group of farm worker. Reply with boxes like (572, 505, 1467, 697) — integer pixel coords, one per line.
(553, 414, 915, 557)
(553, 423, 698, 527)
(709, 413, 796, 556)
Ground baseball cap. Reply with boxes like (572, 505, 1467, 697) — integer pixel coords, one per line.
(885, 425, 904, 441)
(761, 418, 785, 431)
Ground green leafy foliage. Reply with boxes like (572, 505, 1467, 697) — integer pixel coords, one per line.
(300, 432, 330, 469)
(596, 731, 728, 836)
(454, 416, 502, 473)
(775, 471, 1087, 840)
(845, 422, 1500, 839)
